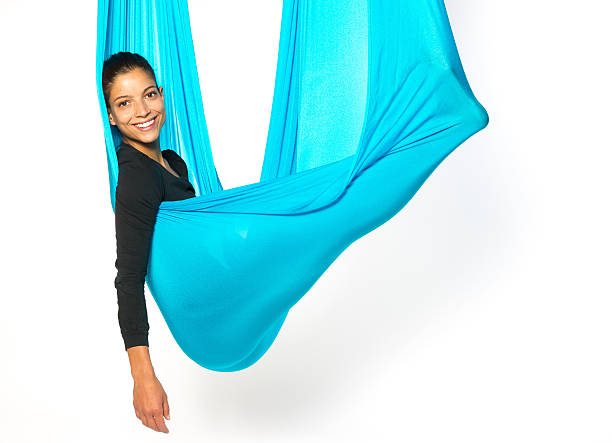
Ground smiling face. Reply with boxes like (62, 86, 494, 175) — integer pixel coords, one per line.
(106, 67, 166, 148)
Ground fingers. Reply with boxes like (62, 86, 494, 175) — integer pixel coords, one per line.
(162, 394, 170, 420)
(152, 411, 169, 433)
(143, 412, 165, 433)
(135, 408, 151, 430)
(134, 407, 168, 433)
(141, 413, 152, 430)
(135, 408, 146, 427)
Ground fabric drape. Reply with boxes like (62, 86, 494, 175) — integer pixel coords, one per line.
(96, 0, 488, 371)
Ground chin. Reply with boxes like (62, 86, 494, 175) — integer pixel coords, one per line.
(133, 132, 160, 143)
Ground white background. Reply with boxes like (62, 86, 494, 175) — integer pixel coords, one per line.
(1, 0, 610, 442)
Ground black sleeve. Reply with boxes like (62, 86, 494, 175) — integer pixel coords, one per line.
(114, 159, 164, 350)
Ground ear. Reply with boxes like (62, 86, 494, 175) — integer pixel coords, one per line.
(107, 109, 116, 126)
(158, 85, 164, 99)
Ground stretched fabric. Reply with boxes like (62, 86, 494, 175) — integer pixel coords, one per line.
(96, 0, 488, 371)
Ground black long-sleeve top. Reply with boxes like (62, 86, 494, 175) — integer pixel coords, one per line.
(114, 141, 196, 350)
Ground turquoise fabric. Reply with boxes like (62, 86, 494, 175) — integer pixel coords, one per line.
(96, 0, 488, 371)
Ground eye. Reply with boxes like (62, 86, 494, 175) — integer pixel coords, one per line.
(118, 100, 129, 107)
(147, 91, 157, 98)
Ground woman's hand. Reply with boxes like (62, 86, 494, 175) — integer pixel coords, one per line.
(126, 345, 170, 433)
(132, 374, 170, 433)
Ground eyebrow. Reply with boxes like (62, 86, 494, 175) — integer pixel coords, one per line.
(113, 85, 157, 103)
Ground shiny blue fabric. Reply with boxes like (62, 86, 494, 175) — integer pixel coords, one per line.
(96, 0, 488, 371)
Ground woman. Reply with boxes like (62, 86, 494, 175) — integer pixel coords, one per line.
(102, 51, 196, 434)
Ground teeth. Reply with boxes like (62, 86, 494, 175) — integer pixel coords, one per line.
(135, 118, 155, 128)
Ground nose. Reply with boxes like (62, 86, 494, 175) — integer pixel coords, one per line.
(133, 98, 150, 117)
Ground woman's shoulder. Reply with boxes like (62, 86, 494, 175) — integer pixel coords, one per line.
(162, 149, 189, 176)
(162, 148, 186, 164)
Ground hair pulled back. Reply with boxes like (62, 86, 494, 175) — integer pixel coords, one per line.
(102, 52, 158, 109)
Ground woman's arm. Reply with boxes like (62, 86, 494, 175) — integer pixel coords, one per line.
(114, 159, 163, 348)
(114, 157, 170, 432)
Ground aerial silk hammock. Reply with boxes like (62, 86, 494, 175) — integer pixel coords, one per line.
(95, 0, 488, 372)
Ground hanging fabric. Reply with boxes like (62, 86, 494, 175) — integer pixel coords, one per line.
(96, 0, 488, 371)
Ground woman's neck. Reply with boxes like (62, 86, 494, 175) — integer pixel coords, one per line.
(122, 137, 164, 163)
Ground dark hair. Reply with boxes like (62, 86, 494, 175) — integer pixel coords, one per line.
(102, 52, 158, 108)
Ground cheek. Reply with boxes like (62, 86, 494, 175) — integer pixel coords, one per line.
(156, 106, 166, 124)
(116, 109, 133, 126)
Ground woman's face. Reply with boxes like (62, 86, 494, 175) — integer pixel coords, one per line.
(106, 67, 166, 146)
